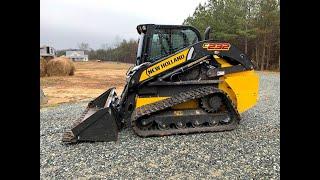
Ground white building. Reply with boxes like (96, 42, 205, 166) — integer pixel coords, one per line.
(66, 50, 89, 61)
(40, 45, 56, 60)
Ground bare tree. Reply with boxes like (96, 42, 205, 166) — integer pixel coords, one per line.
(101, 43, 110, 50)
(77, 42, 90, 51)
(113, 35, 121, 48)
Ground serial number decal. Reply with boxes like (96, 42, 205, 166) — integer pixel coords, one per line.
(139, 49, 189, 82)
(202, 43, 231, 51)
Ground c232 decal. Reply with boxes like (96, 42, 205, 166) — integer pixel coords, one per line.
(202, 43, 231, 51)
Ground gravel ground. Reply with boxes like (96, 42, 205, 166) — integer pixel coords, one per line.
(40, 72, 280, 179)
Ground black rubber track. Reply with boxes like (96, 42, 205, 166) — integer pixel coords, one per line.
(131, 86, 241, 137)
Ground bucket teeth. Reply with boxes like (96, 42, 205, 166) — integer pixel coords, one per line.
(62, 130, 76, 143)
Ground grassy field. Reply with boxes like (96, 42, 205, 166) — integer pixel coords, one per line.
(40, 61, 133, 107)
(40, 61, 278, 107)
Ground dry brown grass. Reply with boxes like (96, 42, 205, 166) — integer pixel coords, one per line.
(40, 61, 133, 107)
(40, 58, 47, 77)
(46, 57, 75, 76)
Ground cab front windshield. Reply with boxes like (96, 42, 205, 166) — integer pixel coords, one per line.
(148, 28, 199, 63)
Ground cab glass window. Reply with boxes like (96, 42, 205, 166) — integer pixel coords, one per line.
(148, 27, 199, 62)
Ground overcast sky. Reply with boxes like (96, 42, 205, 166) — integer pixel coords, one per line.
(40, 0, 207, 50)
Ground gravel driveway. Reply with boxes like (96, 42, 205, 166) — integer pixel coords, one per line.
(40, 72, 280, 179)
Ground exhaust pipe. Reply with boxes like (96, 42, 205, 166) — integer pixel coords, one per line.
(62, 88, 121, 143)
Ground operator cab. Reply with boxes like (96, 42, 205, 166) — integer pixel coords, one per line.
(136, 24, 202, 65)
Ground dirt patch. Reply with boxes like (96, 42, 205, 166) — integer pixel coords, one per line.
(40, 61, 133, 107)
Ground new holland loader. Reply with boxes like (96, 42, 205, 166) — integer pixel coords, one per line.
(62, 24, 259, 143)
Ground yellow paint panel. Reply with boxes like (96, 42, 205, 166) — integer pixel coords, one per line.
(172, 99, 198, 110)
(220, 70, 259, 113)
(139, 49, 190, 82)
(135, 97, 169, 108)
(218, 79, 237, 106)
(136, 96, 198, 110)
(214, 56, 232, 67)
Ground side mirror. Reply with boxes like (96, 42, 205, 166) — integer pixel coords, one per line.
(204, 26, 212, 40)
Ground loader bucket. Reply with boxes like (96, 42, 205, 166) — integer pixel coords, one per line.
(62, 87, 121, 143)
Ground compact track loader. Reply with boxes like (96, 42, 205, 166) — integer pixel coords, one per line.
(62, 24, 259, 143)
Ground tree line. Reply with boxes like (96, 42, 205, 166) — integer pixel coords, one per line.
(57, 0, 279, 70)
(57, 40, 138, 64)
(183, 0, 280, 71)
